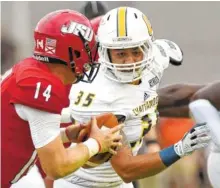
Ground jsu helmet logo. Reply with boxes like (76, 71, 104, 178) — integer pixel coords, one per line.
(61, 21, 93, 42)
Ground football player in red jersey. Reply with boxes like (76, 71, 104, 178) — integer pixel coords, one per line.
(1, 9, 123, 188)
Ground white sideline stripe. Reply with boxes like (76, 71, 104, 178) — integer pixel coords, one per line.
(11, 150, 37, 183)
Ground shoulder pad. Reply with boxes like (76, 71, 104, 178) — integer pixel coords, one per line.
(154, 39, 183, 66)
(11, 68, 68, 114)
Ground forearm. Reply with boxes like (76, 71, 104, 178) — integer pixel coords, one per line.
(58, 137, 102, 178)
(60, 144, 90, 176)
(191, 81, 220, 110)
(112, 121, 210, 183)
(38, 137, 99, 179)
(158, 105, 190, 118)
(157, 83, 207, 118)
(111, 145, 180, 183)
(124, 153, 166, 180)
(158, 84, 204, 108)
(144, 127, 161, 152)
(145, 126, 157, 140)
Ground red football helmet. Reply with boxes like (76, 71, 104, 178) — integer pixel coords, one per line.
(90, 16, 103, 61)
(90, 16, 103, 35)
(34, 9, 100, 82)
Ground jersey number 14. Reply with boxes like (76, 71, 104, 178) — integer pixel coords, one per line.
(34, 82, 52, 102)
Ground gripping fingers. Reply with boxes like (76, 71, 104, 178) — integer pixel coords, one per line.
(112, 134, 123, 142)
(109, 148, 117, 155)
(111, 141, 122, 148)
(191, 136, 211, 145)
(194, 124, 210, 133)
(110, 124, 124, 134)
(192, 143, 209, 150)
(190, 127, 210, 138)
(193, 122, 207, 128)
(196, 135, 211, 143)
(91, 116, 97, 126)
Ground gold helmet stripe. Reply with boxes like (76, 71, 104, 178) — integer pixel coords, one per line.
(142, 14, 153, 36)
(117, 7, 127, 37)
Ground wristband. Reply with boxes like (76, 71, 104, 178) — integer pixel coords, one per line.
(159, 145, 180, 167)
(83, 138, 100, 158)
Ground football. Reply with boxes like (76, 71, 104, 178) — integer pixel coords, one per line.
(82, 145, 113, 169)
(79, 113, 120, 168)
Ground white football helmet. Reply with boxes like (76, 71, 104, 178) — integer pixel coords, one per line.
(97, 7, 154, 83)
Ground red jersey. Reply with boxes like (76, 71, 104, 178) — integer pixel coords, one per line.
(1, 58, 70, 187)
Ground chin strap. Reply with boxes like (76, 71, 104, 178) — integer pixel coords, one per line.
(78, 31, 100, 83)
(107, 49, 112, 63)
(78, 31, 93, 64)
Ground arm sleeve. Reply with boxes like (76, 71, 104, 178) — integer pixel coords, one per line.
(61, 107, 72, 123)
(15, 104, 61, 149)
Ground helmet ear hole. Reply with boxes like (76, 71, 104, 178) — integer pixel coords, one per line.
(74, 50, 81, 58)
(134, 13, 138, 19)
(107, 14, 110, 21)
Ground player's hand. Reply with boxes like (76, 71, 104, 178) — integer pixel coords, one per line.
(89, 117, 123, 155)
(174, 123, 211, 157)
(76, 113, 123, 142)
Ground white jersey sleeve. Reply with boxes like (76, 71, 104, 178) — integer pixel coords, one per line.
(15, 104, 61, 149)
